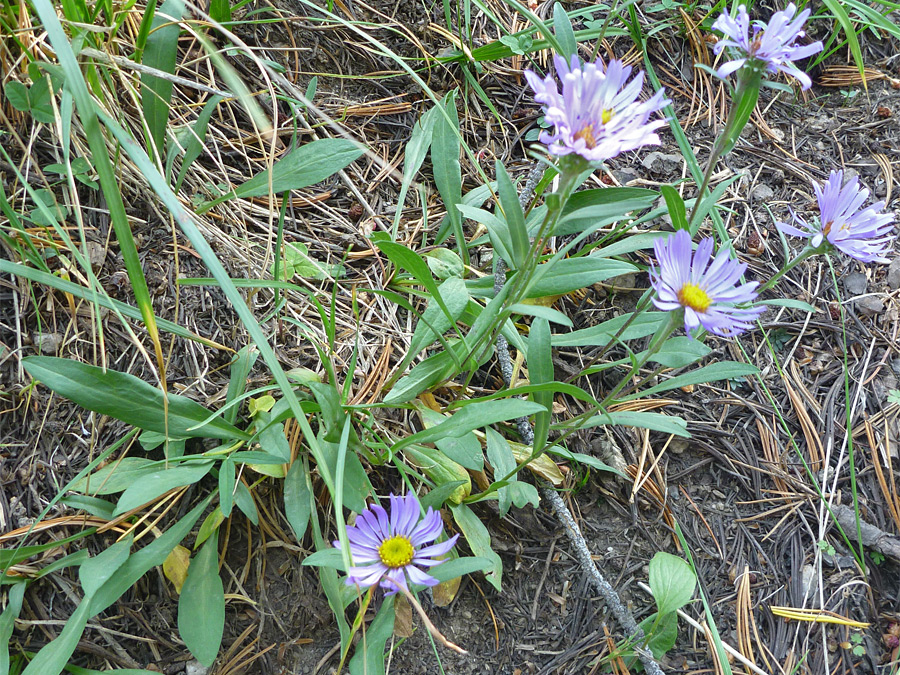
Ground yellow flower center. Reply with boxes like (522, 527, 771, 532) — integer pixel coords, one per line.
(601, 108, 615, 125)
(574, 124, 597, 149)
(378, 535, 415, 568)
(677, 283, 712, 312)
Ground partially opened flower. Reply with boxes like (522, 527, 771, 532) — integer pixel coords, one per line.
(524, 55, 669, 163)
(777, 170, 894, 263)
(712, 4, 823, 90)
(650, 229, 765, 337)
(336, 493, 458, 595)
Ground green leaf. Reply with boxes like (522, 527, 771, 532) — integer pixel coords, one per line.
(552, 312, 667, 348)
(233, 480, 259, 525)
(58, 495, 115, 520)
(284, 460, 313, 543)
(760, 298, 818, 313)
(405, 276, 469, 365)
(394, 400, 546, 452)
(485, 428, 515, 516)
(219, 457, 236, 517)
(141, 0, 186, 159)
(495, 161, 530, 269)
(556, 187, 656, 236)
(114, 461, 214, 516)
(431, 92, 466, 264)
(457, 204, 513, 264)
(450, 503, 502, 590)
(22, 601, 91, 675)
(302, 548, 346, 571)
(23, 357, 248, 441)
(319, 441, 370, 514)
(636, 611, 678, 661)
(393, 104, 439, 233)
(173, 95, 221, 192)
(178, 535, 224, 667)
(552, 4, 578, 58)
(80, 537, 132, 597)
(197, 139, 363, 214)
(820, 0, 867, 91)
(649, 551, 696, 615)
(508, 303, 572, 327)
(423, 247, 464, 280)
(348, 595, 394, 675)
(647, 336, 711, 369)
(617, 361, 758, 401)
(578, 411, 690, 437)
(527, 318, 553, 455)
(209, 0, 231, 22)
(89, 496, 212, 616)
(427, 556, 493, 585)
(0, 583, 25, 675)
(224, 351, 260, 419)
(660, 185, 688, 231)
(517, 258, 638, 299)
(71, 458, 158, 495)
(195, 507, 225, 548)
(420, 408, 483, 471)
(271, 241, 342, 281)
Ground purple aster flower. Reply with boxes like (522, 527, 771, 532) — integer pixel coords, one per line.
(524, 55, 669, 163)
(776, 170, 895, 263)
(712, 4, 823, 90)
(650, 229, 765, 337)
(335, 493, 458, 595)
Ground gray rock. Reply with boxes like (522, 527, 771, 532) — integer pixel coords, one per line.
(33, 332, 62, 354)
(184, 660, 208, 675)
(856, 295, 884, 316)
(641, 151, 682, 176)
(612, 167, 640, 185)
(750, 183, 775, 202)
(887, 258, 900, 290)
(843, 271, 867, 296)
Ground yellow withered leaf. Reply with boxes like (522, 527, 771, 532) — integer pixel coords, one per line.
(163, 545, 191, 594)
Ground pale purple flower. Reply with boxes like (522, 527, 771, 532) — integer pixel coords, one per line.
(650, 229, 765, 337)
(712, 4, 823, 90)
(524, 55, 669, 162)
(335, 493, 458, 594)
(777, 170, 894, 263)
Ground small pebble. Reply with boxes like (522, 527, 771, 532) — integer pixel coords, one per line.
(641, 151, 682, 176)
(184, 660, 208, 675)
(843, 271, 867, 296)
(857, 296, 885, 316)
(750, 183, 774, 202)
(887, 258, 900, 290)
(33, 332, 63, 354)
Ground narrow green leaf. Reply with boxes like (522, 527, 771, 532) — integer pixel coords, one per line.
(495, 161, 529, 269)
(219, 457, 236, 517)
(90, 496, 212, 616)
(578, 411, 690, 437)
(174, 95, 221, 192)
(393, 104, 439, 234)
(22, 601, 91, 675)
(348, 595, 394, 675)
(284, 460, 313, 543)
(431, 91, 467, 264)
(141, 0, 185, 159)
(197, 139, 363, 214)
(394, 400, 546, 452)
(32, 0, 162, 354)
(233, 480, 259, 526)
(485, 428, 515, 516)
(552, 312, 666, 347)
(522, 258, 639, 298)
(114, 461, 213, 516)
(552, 3, 578, 59)
(528, 318, 553, 454)
(450, 503, 502, 590)
(508, 303, 572, 327)
(617, 361, 758, 401)
(821, 0, 867, 89)
(224, 346, 258, 425)
(0, 583, 25, 675)
(71, 458, 158, 495)
(660, 185, 688, 232)
(80, 537, 132, 597)
(178, 535, 224, 667)
(23, 357, 248, 441)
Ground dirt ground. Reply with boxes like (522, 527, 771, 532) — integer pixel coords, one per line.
(3, 0, 900, 673)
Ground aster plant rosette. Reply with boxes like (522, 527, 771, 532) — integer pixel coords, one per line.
(524, 55, 669, 163)
(650, 229, 765, 337)
(776, 170, 895, 263)
(712, 3, 823, 90)
(336, 493, 458, 595)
